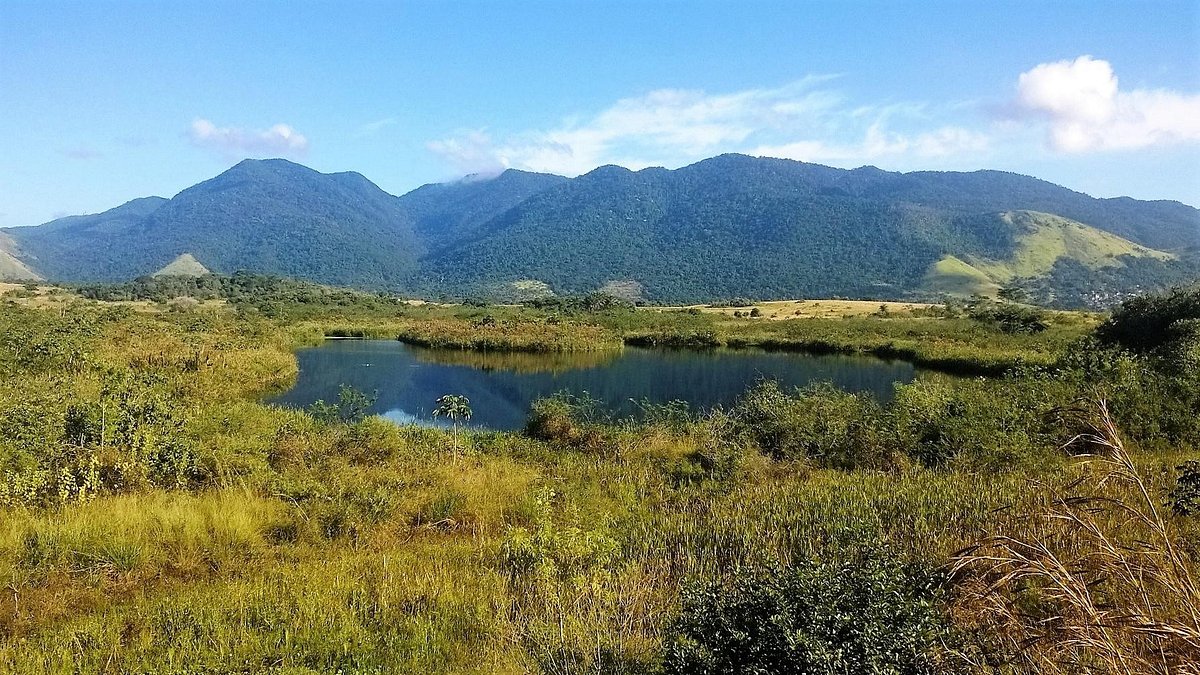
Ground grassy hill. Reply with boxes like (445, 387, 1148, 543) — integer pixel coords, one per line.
(922, 256, 1000, 297)
(919, 211, 1177, 299)
(152, 253, 211, 277)
(0, 233, 41, 281)
(968, 211, 1174, 281)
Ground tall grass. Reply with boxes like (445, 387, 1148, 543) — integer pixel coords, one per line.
(951, 402, 1200, 674)
(0, 294, 1194, 673)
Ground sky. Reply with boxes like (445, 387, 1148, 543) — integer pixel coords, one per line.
(1, 0, 1198, 228)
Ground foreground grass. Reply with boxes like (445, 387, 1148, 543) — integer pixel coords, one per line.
(0, 294, 1195, 673)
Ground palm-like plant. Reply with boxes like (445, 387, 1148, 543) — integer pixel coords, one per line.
(432, 394, 472, 452)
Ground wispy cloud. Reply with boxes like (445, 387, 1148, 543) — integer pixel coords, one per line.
(188, 118, 309, 159)
(1013, 55, 1200, 153)
(356, 117, 399, 138)
(751, 123, 989, 164)
(427, 58, 1199, 181)
(427, 77, 873, 176)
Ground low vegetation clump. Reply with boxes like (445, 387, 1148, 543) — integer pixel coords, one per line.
(395, 317, 623, 352)
(0, 283, 1198, 673)
(664, 550, 957, 674)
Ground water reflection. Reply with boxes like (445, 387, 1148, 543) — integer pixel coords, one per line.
(269, 340, 922, 430)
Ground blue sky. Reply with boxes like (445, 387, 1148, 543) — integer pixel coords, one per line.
(1, 1, 1198, 228)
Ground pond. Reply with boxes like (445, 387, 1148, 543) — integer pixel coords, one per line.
(269, 340, 925, 430)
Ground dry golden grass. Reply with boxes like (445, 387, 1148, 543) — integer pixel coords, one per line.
(0, 283, 77, 308)
(652, 298, 937, 320)
(951, 402, 1200, 674)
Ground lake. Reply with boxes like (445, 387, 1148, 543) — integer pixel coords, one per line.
(269, 340, 923, 430)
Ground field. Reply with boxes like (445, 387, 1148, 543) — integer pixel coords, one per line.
(0, 284, 1198, 673)
(653, 298, 937, 319)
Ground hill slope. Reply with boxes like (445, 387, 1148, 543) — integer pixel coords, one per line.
(419, 156, 1198, 303)
(398, 169, 568, 254)
(6, 161, 423, 288)
(153, 253, 211, 277)
(4, 154, 1198, 306)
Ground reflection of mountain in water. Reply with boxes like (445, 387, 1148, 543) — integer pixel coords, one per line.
(268, 340, 923, 430)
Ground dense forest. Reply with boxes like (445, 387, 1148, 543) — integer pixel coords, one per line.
(4, 155, 1196, 306)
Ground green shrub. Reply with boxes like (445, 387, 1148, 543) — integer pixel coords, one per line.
(525, 392, 607, 448)
(967, 300, 1048, 334)
(1169, 461, 1200, 516)
(886, 375, 1063, 470)
(731, 381, 885, 469)
(663, 551, 957, 674)
(1095, 284, 1200, 354)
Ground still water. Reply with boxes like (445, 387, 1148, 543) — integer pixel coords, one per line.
(269, 340, 921, 430)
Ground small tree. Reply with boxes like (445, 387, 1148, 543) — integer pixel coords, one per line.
(433, 394, 472, 451)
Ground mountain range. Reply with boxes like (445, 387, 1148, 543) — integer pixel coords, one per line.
(2, 155, 1197, 307)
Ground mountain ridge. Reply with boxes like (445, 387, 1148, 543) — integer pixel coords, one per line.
(4, 155, 1197, 307)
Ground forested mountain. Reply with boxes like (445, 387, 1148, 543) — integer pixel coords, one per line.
(4, 155, 1198, 306)
(398, 170, 568, 255)
(418, 155, 1199, 303)
(7, 160, 423, 289)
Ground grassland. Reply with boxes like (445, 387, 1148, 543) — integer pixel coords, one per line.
(915, 211, 1177, 299)
(0, 286, 1197, 673)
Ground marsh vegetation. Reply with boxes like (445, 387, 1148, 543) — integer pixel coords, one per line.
(1, 281, 1198, 673)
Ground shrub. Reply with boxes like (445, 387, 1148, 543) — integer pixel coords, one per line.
(663, 551, 956, 674)
(1095, 284, 1200, 354)
(731, 381, 885, 469)
(525, 392, 607, 449)
(1170, 461, 1200, 517)
(887, 377, 1055, 470)
(967, 300, 1048, 334)
(307, 385, 377, 424)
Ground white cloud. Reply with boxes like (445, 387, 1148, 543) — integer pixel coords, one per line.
(1015, 55, 1200, 153)
(751, 123, 989, 164)
(427, 77, 852, 176)
(188, 118, 309, 159)
(426, 130, 507, 177)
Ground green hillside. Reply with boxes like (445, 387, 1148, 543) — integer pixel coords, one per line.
(420, 157, 1197, 303)
(968, 211, 1174, 282)
(919, 211, 1178, 300)
(6, 161, 422, 288)
(152, 253, 211, 277)
(4, 155, 1197, 307)
(399, 169, 568, 254)
(922, 256, 999, 297)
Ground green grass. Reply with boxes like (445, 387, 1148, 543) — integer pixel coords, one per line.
(152, 252, 212, 277)
(922, 255, 1000, 297)
(0, 293, 1195, 673)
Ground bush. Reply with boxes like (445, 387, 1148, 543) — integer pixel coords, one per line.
(731, 381, 886, 469)
(1169, 461, 1200, 516)
(887, 377, 1054, 470)
(525, 392, 607, 449)
(1095, 284, 1200, 354)
(967, 300, 1048, 334)
(663, 551, 956, 675)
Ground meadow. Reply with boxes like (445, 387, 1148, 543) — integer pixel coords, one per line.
(0, 283, 1198, 674)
